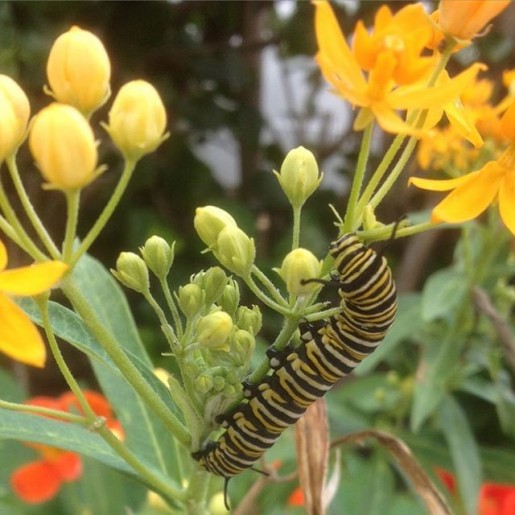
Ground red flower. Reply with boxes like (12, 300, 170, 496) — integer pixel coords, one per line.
(10, 390, 121, 504)
(479, 483, 515, 515)
(288, 486, 305, 507)
(436, 467, 457, 494)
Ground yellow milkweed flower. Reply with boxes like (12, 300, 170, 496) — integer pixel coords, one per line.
(29, 103, 99, 191)
(410, 100, 515, 235)
(314, 0, 483, 135)
(277, 248, 322, 296)
(0, 240, 68, 367)
(0, 75, 30, 161)
(105, 80, 168, 161)
(46, 26, 111, 116)
(437, 0, 511, 42)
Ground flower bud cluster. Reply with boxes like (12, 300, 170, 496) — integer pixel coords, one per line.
(194, 206, 255, 277)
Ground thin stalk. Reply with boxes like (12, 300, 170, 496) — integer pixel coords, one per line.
(0, 398, 84, 424)
(250, 265, 287, 306)
(160, 277, 184, 340)
(62, 277, 190, 446)
(183, 466, 210, 515)
(5, 155, 60, 259)
(71, 159, 137, 266)
(343, 122, 374, 232)
(62, 189, 81, 262)
(245, 274, 291, 316)
(292, 205, 301, 250)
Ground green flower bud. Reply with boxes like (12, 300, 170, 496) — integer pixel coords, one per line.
(196, 267, 228, 306)
(112, 252, 149, 293)
(140, 236, 174, 280)
(177, 283, 204, 317)
(213, 226, 255, 277)
(277, 248, 322, 296)
(219, 282, 240, 316)
(232, 329, 255, 365)
(236, 305, 262, 335)
(194, 206, 237, 248)
(197, 311, 233, 350)
(273, 146, 323, 208)
(195, 374, 213, 394)
(212, 375, 226, 392)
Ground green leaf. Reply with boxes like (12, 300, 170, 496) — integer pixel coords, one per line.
(420, 268, 469, 322)
(438, 394, 481, 515)
(356, 293, 423, 375)
(0, 410, 135, 476)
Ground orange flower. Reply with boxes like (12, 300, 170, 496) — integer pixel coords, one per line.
(10, 391, 122, 504)
(314, 0, 483, 135)
(480, 483, 515, 515)
(410, 101, 515, 234)
(287, 486, 305, 507)
(0, 240, 68, 367)
(437, 0, 511, 42)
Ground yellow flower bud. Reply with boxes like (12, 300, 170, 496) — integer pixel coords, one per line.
(195, 374, 214, 394)
(178, 283, 204, 317)
(236, 305, 262, 335)
(277, 248, 322, 296)
(29, 103, 99, 190)
(0, 75, 30, 161)
(273, 146, 323, 208)
(194, 267, 229, 306)
(193, 206, 237, 248)
(197, 311, 233, 350)
(140, 235, 174, 280)
(47, 26, 111, 116)
(106, 80, 167, 160)
(219, 282, 239, 316)
(214, 226, 255, 277)
(112, 251, 150, 294)
(232, 329, 255, 366)
(208, 492, 230, 515)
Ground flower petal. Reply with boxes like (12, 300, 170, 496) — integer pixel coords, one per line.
(431, 163, 503, 223)
(52, 452, 82, 482)
(409, 172, 481, 192)
(0, 240, 6, 270)
(0, 294, 46, 367)
(372, 103, 421, 135)
(0, 261, 67, 296)
(11, 460, 61, 503)
(499, 171, 515, 235)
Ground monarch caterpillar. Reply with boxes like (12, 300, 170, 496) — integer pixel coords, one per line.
(192, 233, 397, 490)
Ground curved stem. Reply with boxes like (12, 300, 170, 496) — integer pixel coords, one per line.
(250, 265, 287, 306)
(160, 277, 184, 340)
(71, 159, 137, 266)
(5, 155, 60, 259)
(245, 273, 290, 315)
(343, 122, 374, 232)
(62, 277, 190, 447)
(0, 398, 84, 424)
(292, 205, 301, 250)
(62, 189, 81, 262)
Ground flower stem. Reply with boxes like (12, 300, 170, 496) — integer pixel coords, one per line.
(62, 276, 190, 447)
(62, 189, 81, 262)
(71, 159, 137, 266)
(292, 205, 301, 250)
(5, 155, 60, 259)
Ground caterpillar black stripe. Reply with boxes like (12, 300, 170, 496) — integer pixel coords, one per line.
(192, 233, 397, 482)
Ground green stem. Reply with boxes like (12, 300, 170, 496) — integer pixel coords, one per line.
(62, 189, 81, 262)
(71, 159, 137, 266)
(250, 265, 287, 306)
(245, 273, 291, 316)
(5, 155, 61, 259)
(343, 122, 374, 232)
(62, 277, 190, 447)
(143, 289, 178, 352)
(0, 216, 24, 249)
(161, 277, 184, 340)
(292, 205, 301, 250)
(0, 173, 47, 261)
(0, 398, 84, 424)
(183, 466, 210, 515)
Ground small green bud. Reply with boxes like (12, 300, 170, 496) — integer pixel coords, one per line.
(177, 283, 204, 317)
(194, 205, 237, 248)
(219, 282, 240, 316)
(112, 252, 149, 293)
(277, 248, 322, 296)
(236, 305, 262, 335)
(273, 146, 323, 208)
(232, 329, 255, 365)
(140, 235, 174, 280)
(197, 311, 233, 350)
(197, 267, 229, 306)
(213, 226, 255, 277)
(195, 374, 213, 394)
(212, 375, 226, 392)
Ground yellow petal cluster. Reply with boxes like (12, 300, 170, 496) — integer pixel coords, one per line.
(106, 80, 168, 161)
(0, 240, 68, 367)
(29, 103, 98, 191)
(47, 26, 111, 116)
(0, 75, 30, 161)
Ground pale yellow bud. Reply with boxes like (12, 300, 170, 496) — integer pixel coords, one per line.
(273, 146, 323, 208)
(29, 103, 99, 191)
(277, 248, 322, 296)
(106, 80, 167, 160)
(47, 26, 111, 116)
(112, 252, 150, 294)
(140, 236, 174, 280)
(194, 206, 237, 248)
(197, 311, 233, 350)
(214, 226, 255, 277)
(177, 283, 204, 317)
(0, 75, 30, 161)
